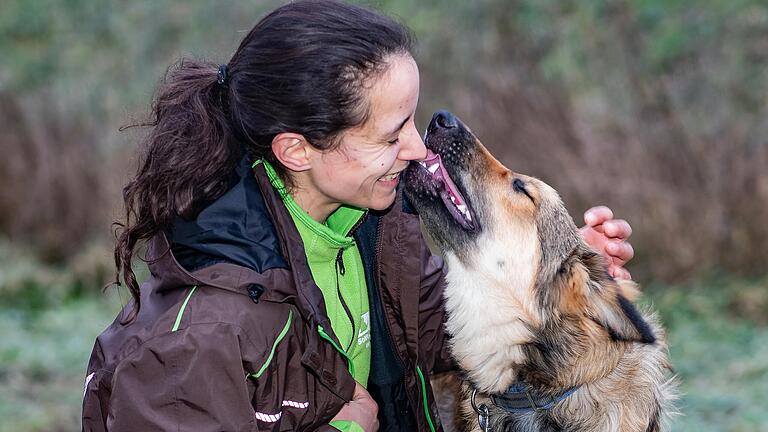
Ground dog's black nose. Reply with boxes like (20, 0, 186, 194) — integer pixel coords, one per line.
(428, 110, 458, 134)
(433, 110, 458, 129)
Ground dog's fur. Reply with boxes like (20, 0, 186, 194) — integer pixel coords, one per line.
(405, 112, 677, 432)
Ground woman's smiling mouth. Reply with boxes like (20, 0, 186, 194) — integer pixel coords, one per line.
(378, 171, 402, 182)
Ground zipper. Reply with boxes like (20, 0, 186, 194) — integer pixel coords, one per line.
(335, 249, 347, 275)
(346, 211, 369, 240)
(318, 324, 355, 378)
(373, 216, 406, 370)
(332, 211, 369, 352)
(373, 216, 430, 426)
(335, 248, 355, 351)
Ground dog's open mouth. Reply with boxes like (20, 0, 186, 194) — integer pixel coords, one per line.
(415, 149, 476, 230)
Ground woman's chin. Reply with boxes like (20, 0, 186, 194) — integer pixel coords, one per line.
(364, 191, 397, 211)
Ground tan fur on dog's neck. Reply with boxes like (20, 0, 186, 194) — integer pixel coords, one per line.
(443, 242, 631, 394)
(443, 218, 542, 394)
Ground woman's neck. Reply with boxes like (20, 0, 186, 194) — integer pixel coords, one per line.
(291, 188, 339, 223)
(286, 172, 340, 223)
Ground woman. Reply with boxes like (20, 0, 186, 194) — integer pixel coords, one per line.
(82, 1, 634, 431)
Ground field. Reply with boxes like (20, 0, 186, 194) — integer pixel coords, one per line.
(1, 1, 767, 430)
(644, 277, 768, 430)
(1, 276, 766, 431)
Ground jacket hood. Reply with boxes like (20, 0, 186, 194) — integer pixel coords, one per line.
(144, 159, 328, 327)
(170, 158, 288, 274)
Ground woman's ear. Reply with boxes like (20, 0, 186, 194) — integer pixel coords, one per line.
(272, 132, 313, 172)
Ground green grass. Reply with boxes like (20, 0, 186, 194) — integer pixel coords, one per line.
(643, 276, 768, 431)
(0, 276, 766, 431)
(0, 290, 124, 432)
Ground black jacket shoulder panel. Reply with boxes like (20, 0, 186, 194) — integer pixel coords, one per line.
(170, 158, 288, 274)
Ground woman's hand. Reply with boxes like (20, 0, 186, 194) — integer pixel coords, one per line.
(331, 383, 379, 431)
(580, 206, 634, 280)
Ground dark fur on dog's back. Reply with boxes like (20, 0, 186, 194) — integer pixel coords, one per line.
(406, 111, 677, 432)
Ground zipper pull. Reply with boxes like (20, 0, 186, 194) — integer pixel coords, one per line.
(335, 249, 346, 275)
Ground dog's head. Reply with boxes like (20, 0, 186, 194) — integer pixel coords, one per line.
(404, 111, 655, 381)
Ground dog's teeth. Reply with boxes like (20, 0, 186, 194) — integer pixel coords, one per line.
(419, 161, 427, 168)
(457, 204, 472, 222)
(450, 196, 457, 204)
(428, 163, 439, 174)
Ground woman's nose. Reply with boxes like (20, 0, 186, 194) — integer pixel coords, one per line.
(398, 125, 427, 161)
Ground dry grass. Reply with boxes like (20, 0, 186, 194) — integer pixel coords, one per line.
(1, 0, 766, 282)
(414, 1, 768, 281)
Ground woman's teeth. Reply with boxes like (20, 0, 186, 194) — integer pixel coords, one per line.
(379, 172, 400, 181)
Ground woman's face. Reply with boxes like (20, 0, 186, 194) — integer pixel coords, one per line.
(302, 54, 426, 219)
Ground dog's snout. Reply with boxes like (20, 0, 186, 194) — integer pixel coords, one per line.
(429, 110, 459, 133)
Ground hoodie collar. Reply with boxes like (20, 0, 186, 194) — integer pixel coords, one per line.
(258, 159, 365, 259)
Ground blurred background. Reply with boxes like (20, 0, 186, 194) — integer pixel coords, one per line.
(1, 0, 766, 430)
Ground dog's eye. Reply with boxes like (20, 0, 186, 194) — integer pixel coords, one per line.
(513, 178, 534, 202)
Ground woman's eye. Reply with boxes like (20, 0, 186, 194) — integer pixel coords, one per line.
(387, 138, 400, 145)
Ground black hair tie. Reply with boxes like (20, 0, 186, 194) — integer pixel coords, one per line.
(217, 64, 228, 86)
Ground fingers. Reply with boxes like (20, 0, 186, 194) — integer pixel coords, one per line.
(352, 383, 378, 415)
(352, 382, 370, 400)
(352, 383, 373, 400)
(602, 219, 632, 240)
(583, 206, 613, 228)
(583, 206, 634, 280)
(609, 264, 632, 280)
(333, 383, 379, 431)
(606, 240, 634, 265)
(584, 207, 632, 240)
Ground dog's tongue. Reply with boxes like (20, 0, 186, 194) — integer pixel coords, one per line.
(423, 150, 464, 206)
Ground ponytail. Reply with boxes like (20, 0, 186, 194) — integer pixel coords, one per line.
(114, 59, 242, 322)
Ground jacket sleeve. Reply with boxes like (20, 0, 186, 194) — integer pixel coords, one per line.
(106, 314, 354, 432)
(416, 239, 457, 374)
(106, 322, 260, 431)
(247, 307, 357, 431)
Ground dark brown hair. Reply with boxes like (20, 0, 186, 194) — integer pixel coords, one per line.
(115, 0, 413, 320)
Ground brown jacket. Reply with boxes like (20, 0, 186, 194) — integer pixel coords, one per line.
(82, 161, 452, 431)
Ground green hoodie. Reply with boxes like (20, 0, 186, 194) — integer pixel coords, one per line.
(260, 161, 371, 389)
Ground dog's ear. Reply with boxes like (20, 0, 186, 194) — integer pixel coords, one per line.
(588, 285, 657, 344)
(558, 248, 656, 344)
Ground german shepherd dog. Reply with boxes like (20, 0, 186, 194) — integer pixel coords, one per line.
(404, 111, 677, 431)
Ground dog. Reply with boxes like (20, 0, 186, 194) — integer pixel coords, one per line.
(404, 111, 677, 432)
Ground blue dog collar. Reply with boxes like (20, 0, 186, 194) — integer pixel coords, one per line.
(489, 383, 580, 413)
